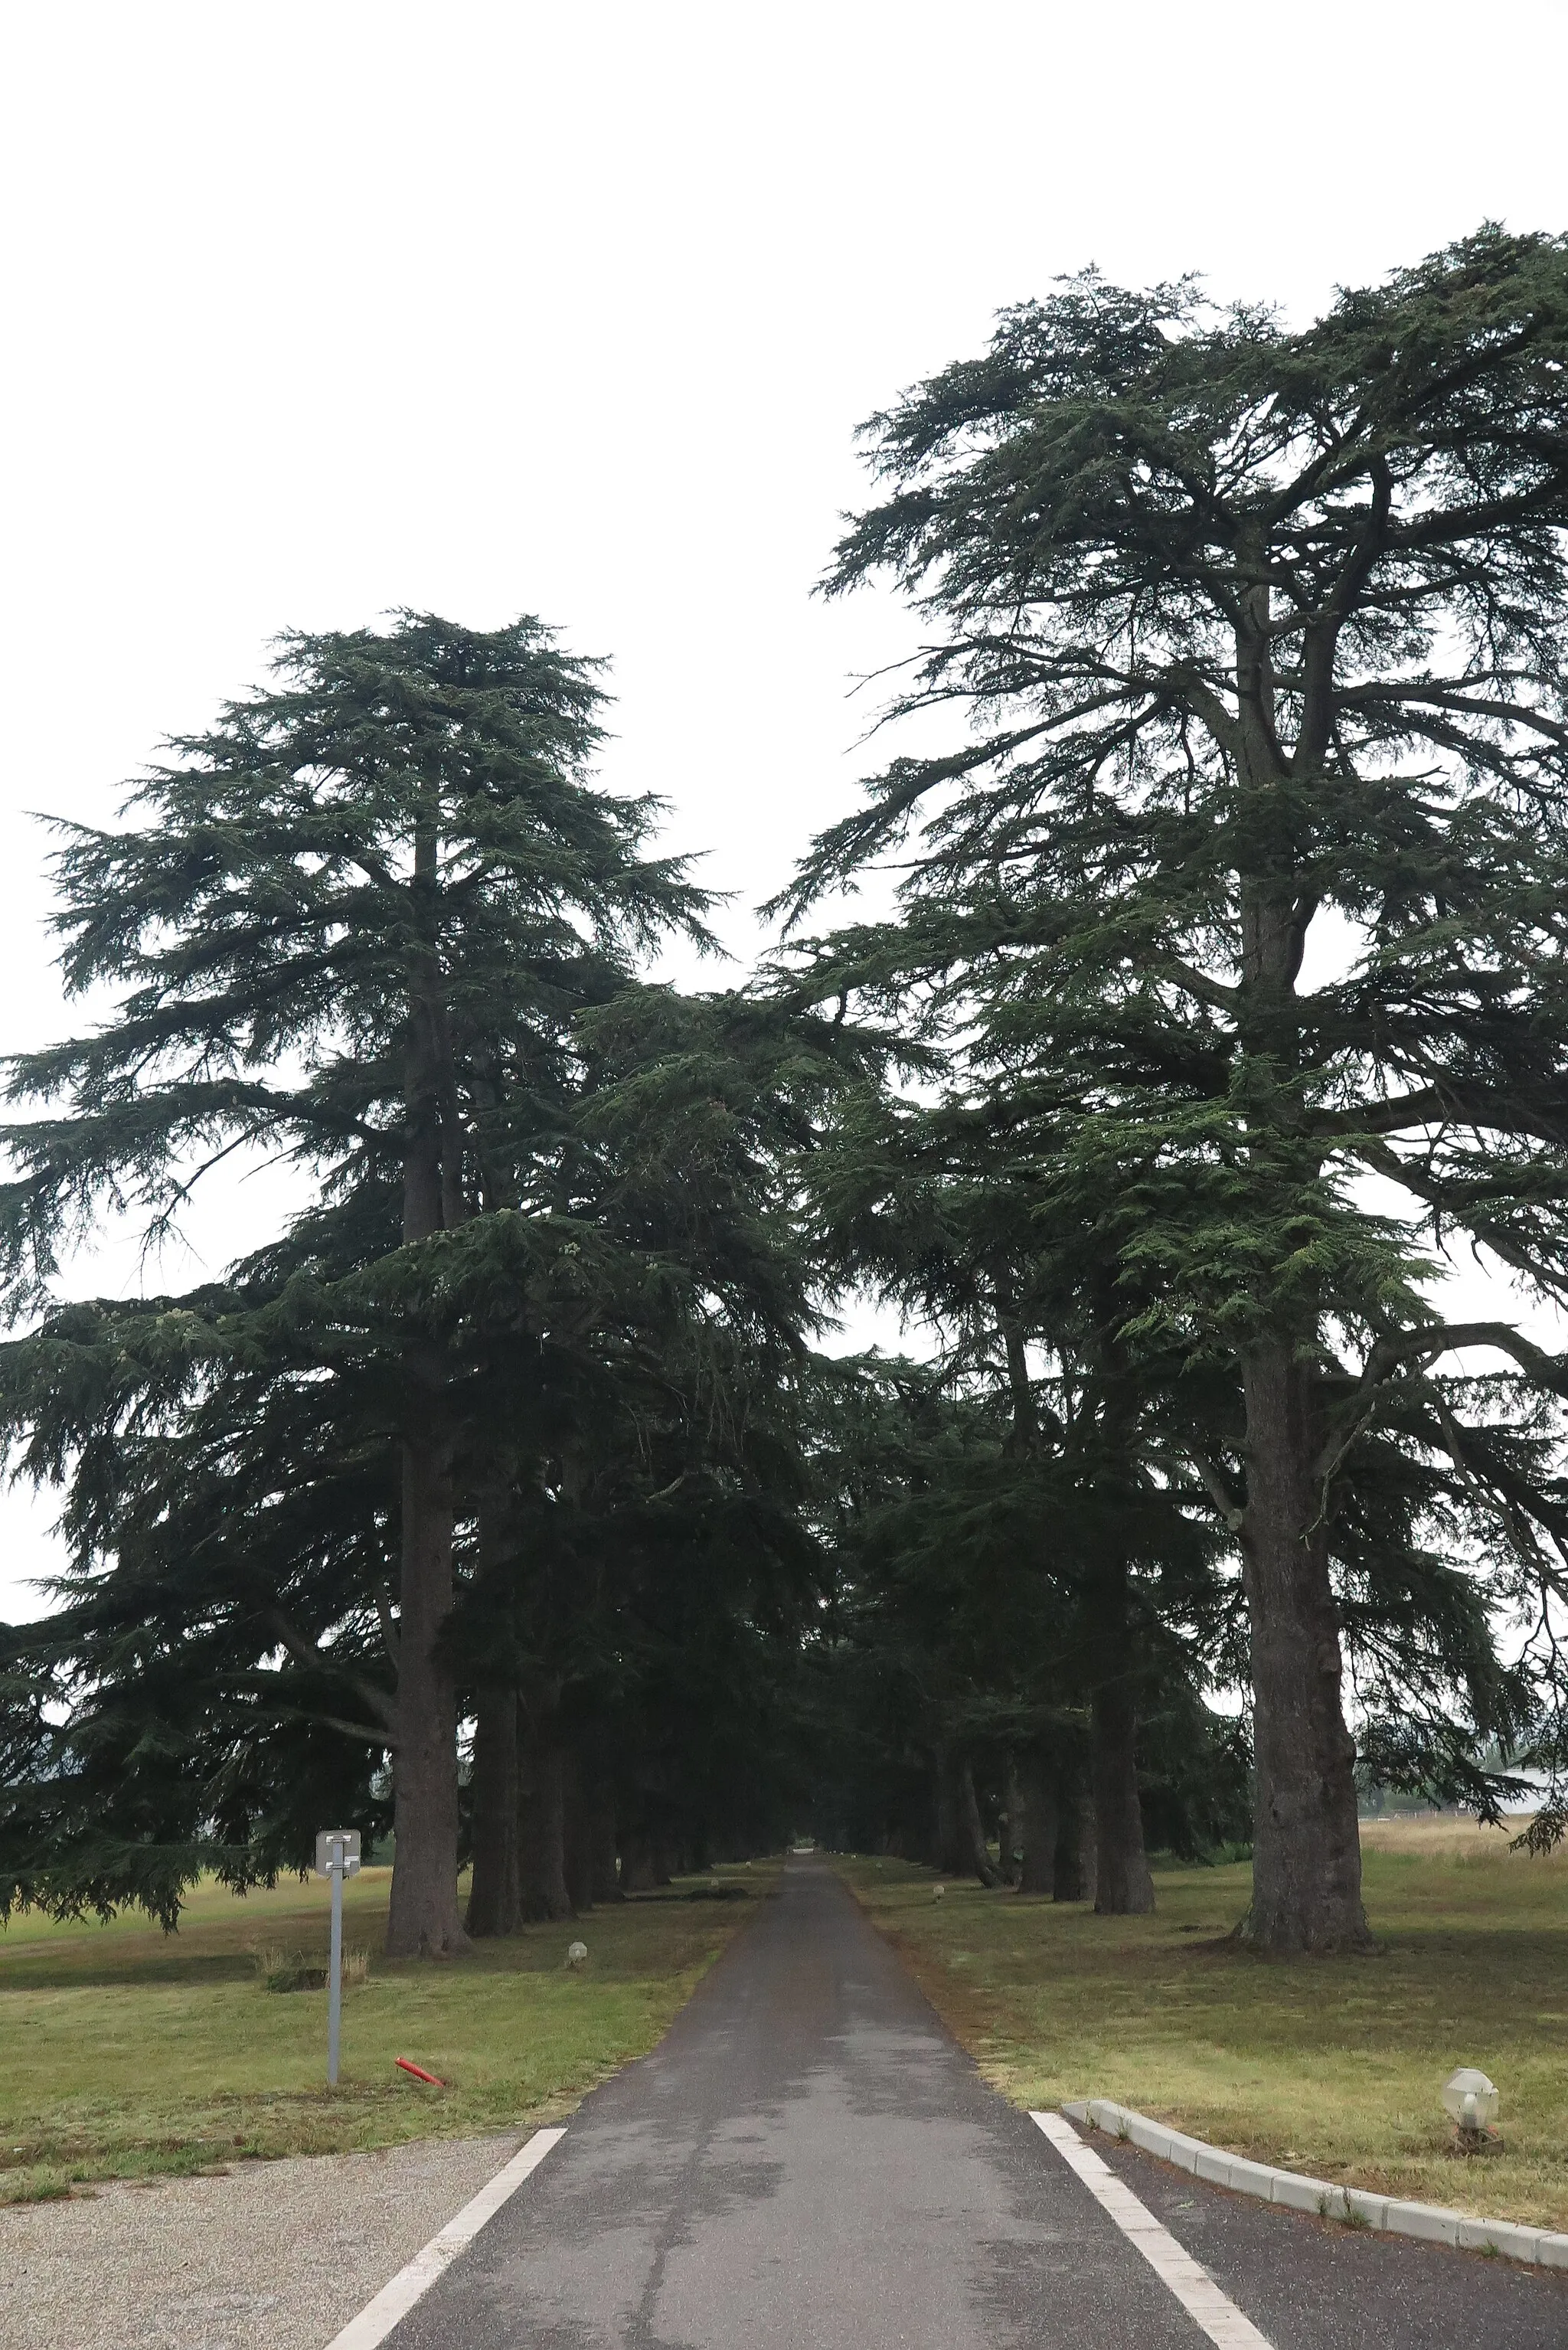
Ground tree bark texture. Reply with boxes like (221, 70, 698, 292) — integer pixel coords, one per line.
(1091, 1676, 1155, 1915)
(385, 1423, 468, 1956)
(932, 1750, 968, 1875)
(1241, 1340, 1372, 1953)
(465, 1682, 521, 1937)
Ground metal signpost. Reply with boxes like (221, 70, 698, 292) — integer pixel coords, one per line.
(314, 1827, 362, 2086)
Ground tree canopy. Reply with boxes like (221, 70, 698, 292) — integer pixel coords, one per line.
(8, 230, 1568, 1959)
(774, 224, 1568, 1950)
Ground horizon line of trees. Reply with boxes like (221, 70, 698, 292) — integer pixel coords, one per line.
(7, 223, 1568, 1957)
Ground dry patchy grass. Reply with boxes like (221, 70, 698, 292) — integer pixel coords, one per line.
(0, 1861, 774, 2203)
(835, 1824, 1568, 2233)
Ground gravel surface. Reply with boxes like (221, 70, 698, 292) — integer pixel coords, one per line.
(0, 2133, 522, 2350)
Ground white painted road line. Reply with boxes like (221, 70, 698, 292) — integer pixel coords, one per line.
(1031, 2111, 1273, 2349)
(322, 2126, 567, 2350)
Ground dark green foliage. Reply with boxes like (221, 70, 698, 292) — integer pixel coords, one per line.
(1, 611, 711, 1300)
(0, 875, 885, 1928)
(1135, 1695, 1253, 1863)
(774, 227, 1568, 1943)
(783, 221, 1568, 1395)
(0, 614, 724, 1935)
(13, 227, 1568, 1946)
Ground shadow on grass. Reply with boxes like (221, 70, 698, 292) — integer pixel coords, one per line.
(0, 1949, 262, 1994)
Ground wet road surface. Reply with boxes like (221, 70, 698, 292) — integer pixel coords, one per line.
(381, 1859, 1568, 2348)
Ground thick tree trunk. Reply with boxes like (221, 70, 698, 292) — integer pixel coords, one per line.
(1241, 1339, 1371, 1953)
(386, 1423, 468, 1957)
(1017, 1750, 1057, 1894)
(1091, 1675, 1155, 1915)
(932, 1750, 968, 1874)
(518, 1724, 573, 1920)
(959, 1756, 1002, 1887)
(466, 1683, 520, 1937)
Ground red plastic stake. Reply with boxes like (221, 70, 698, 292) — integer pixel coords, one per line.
(395, 2057, 446, 2086)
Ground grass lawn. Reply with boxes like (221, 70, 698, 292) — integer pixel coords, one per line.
(835, 1819, 1568, 2234)
(0, 1861, 773, 2204)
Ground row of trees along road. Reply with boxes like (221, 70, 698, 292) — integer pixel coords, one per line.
(5, 230, 1568, 1956)
(774, 225, 1568, 1952)
(0, 618, 879, 1953)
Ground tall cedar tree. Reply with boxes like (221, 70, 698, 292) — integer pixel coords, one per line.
(0, 985, 877, 1931)
(449, 985, 875, 1927)
(0, 615, 709, 1956)
(778, 228, 1568, 1953)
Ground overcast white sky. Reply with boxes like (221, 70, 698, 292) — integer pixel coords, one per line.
(2, 1, 1565, 1618)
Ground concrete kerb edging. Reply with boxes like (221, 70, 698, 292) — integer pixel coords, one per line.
(1061, 2099, 1568, 2273)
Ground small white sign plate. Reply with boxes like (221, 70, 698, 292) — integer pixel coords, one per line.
(315, 1828, 363, 1877)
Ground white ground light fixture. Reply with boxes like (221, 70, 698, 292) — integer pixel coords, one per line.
(1441, 2066, 1498, 2145)
(567, 1940, 588, 1968)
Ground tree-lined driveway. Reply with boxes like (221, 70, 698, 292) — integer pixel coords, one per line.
(380, 1861, 1568, 2348)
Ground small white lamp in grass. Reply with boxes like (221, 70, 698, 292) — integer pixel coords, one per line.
(567, 1940, 588, 1969)
(1442, 2067, 1498, 2151)
(933, 1884, 946, 1901)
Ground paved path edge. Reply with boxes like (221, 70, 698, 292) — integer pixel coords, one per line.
(1063, 2097, 1568, 2271)
(322, 2127, 567, 2350)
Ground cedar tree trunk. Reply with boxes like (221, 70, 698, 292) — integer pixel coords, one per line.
(932, 1749, 968, 1875)
(1233, 820, 1372, 1953)
(1241, 1338, 1372, 1952)
(959, 1756, 1002, 1887)
(1091, 1675, 1155, 1915)
(386, 1417, 466, 1956)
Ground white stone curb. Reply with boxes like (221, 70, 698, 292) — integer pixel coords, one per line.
(1062, 2100, 1568, 2273)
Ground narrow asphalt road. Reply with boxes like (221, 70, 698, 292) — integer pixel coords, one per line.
(381, 1860, 1568, 2348)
